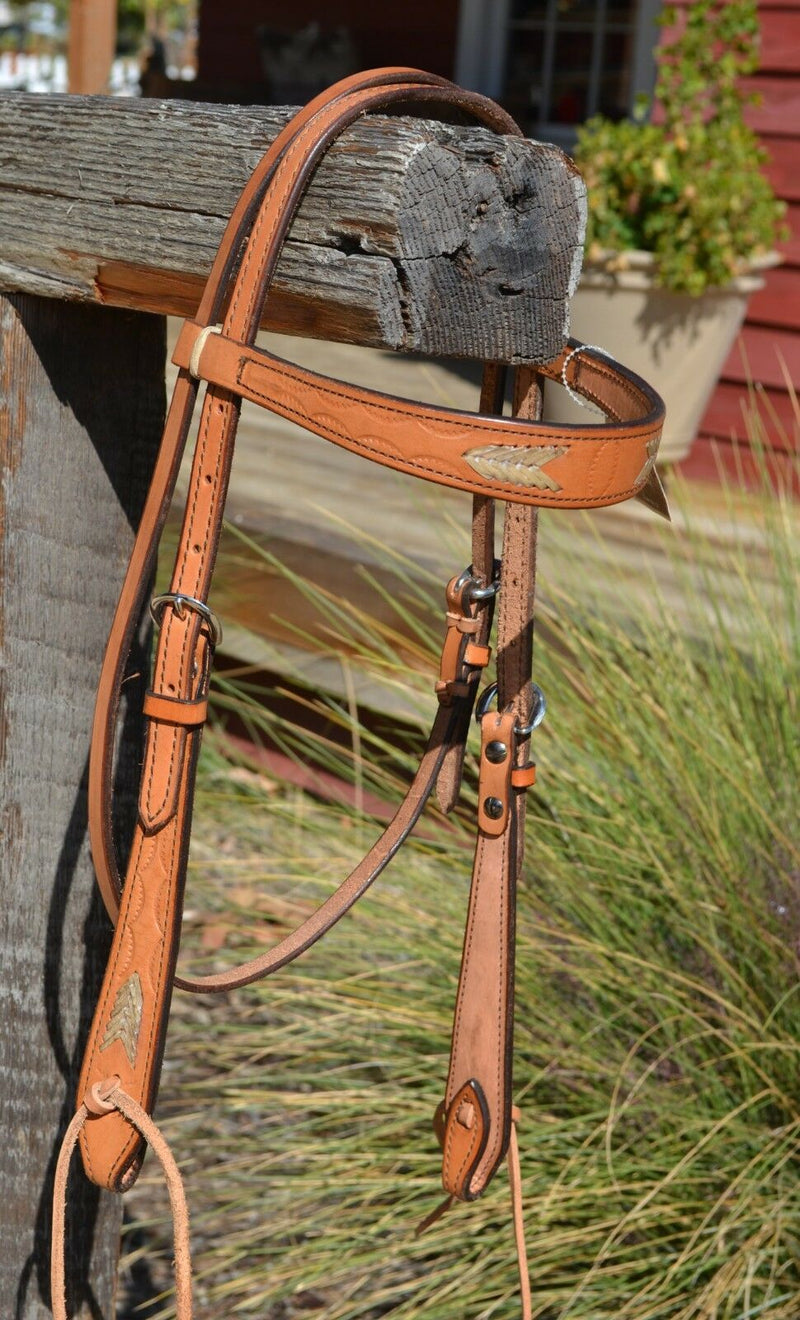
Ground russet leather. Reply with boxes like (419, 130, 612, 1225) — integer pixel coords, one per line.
(57, 64, 667, 1319)
(172, 320, 664, 509)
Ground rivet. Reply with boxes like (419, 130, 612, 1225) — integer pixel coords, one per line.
(483, 796, 504, 820)
(485, 739, 507, 763)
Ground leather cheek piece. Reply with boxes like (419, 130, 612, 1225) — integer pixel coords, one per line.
(173, 323, 665, 510)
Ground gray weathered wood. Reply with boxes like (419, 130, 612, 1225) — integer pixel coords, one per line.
(0, 94, 585, 362)
(0, 295, 165, 1319)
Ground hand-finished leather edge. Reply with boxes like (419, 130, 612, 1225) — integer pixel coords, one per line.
(440, 1079, 492, 1201)
(173, 323, 665, 510)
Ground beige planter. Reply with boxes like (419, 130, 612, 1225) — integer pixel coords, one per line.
(545, 251, 775, 465)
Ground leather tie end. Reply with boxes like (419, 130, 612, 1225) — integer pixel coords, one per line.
(441, 1080, 490, 1201)
(83, 1077, 120, 1117)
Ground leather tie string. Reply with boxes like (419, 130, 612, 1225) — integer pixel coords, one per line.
(52, 1078, 193, 1320)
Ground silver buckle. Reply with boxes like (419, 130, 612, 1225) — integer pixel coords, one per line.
(149, 593, 223, 647)
(453, 559, 502, 604)
(475, 680, 546, 738)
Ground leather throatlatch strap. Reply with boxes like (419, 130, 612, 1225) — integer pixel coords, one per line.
(54, 64, 666, 1320)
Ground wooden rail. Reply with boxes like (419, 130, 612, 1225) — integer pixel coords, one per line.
(0, 93, 584, 1320)
(0, 93, 584, 360)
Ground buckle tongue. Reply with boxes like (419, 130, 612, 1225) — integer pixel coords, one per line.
(149, 593, 223, 647)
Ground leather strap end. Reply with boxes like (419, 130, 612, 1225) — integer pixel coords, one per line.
(435, 679, 470, 702)
(477, 710, 516, 836)
(440, 1079, 490, 1202)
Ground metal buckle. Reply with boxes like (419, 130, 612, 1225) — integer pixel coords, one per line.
(453, 558, 502, 604)
(149, 593, 223, 647)
(475, 680, 546, 738)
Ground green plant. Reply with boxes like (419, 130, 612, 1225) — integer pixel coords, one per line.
(573, 0, 786, 294)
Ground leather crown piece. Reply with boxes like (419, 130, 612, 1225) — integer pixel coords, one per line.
(54, 66, 666, 1320)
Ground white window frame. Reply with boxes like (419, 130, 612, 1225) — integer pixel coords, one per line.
(455, 0, 662, 145)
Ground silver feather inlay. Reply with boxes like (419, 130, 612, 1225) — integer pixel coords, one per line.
(463, 443, 568, 491)
(100, 972, 143, 1067)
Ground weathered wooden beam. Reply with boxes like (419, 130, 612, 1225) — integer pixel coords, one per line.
(0, 296, 165, 1319)
(0, 94, 585, 362)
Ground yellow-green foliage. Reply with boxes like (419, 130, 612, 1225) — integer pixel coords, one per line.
(574, 1, 786, 294)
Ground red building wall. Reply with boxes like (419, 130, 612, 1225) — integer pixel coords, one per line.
(679, 0, 800, 488)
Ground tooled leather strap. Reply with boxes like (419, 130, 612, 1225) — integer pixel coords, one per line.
(439, 369, 541, 1201)
(77, 75, 527, 1192)
(172, 322, 665, 509)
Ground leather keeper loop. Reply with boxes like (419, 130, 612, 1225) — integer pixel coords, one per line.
(143, 691, 209, 727)
(477, 710, 516, 836)
(445, 612, 482, 635)
(435, 679, 470, 701)
(463, 642, 491, 668)
(511, 764, 536, 789)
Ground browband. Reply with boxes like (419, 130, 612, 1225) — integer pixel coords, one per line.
(172, 321, 664, 508)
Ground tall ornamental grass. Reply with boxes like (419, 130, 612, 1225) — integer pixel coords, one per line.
(122, 444, 799, 1319)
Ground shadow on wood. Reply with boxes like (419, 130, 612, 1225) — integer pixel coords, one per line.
(0, 296, 165, 1319)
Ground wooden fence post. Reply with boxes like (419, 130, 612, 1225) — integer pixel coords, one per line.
(0, 296, 166, 1319)
(67, 0, 117, 94)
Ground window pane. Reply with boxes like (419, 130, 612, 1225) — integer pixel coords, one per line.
(502, 29, 546, 132)
(550, 27, 594, 123)
(597, 28, 634, 119)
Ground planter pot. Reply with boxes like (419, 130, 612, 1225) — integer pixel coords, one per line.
(545, 250, 776, 466)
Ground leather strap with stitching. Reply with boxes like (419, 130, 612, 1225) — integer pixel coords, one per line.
(172, 322, 664, 508)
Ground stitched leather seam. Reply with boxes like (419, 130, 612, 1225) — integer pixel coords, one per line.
(447, 844, 480, 1100)
(237, 363, 650, 506)
(576, 356, 649, 414)
(474, 825, 509, 1191)
(82, 809, 179, 1186)
(82, 824, 148, 1183)
(108, 813, 181, 1186)
(238, 355, 653, 446)
(146, 381, 227, 821)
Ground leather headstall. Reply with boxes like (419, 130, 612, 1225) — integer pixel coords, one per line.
(51, 67, 666, 1320)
